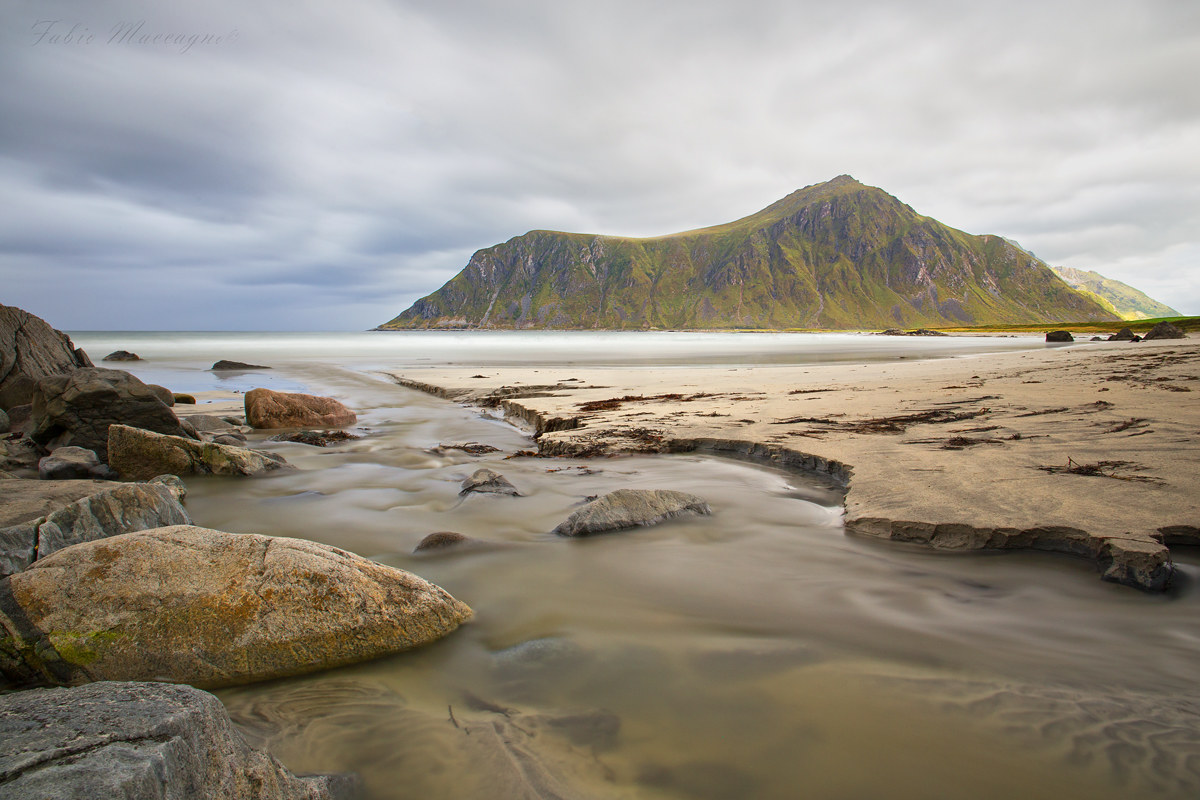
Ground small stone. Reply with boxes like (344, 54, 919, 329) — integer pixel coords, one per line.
(552, 489, 711, 537)
(460, 468, 521, 496)
(101, 350, 141, 361)
(37, 446, 101, 480)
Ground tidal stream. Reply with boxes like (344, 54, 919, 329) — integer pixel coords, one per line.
(72, 332, 1200, 799)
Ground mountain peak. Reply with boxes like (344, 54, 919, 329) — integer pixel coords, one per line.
(380, 180, 1120, 330)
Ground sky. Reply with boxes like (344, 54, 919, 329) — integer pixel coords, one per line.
(1, 0, 1197, 330)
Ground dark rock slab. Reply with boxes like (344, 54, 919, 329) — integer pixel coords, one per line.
(30, 368, 192, 461)
(1108, 327, 1136, 342)
(101, 350, 141, 361)
(0, 525, 473, 688)
(1045, 330, 1074, 342)
(0, 304, 92, 410)
(0, 681, 359, 799)
(37, 446, 104, 480)
(460, 468, 521, 496)
(211, 359, 271, 370)
(552, 489, 711, 537)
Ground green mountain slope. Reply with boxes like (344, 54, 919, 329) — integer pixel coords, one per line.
(381, 176, 1119, 330)
(1050, 266, 1179, 321)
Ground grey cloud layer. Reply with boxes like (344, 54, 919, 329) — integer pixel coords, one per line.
(2, 0, 1196, 328)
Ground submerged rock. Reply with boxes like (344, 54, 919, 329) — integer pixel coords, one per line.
(211, 359, 271, 370)
(1045, 330, 1074, 342)
(0, 681, 359, 799)
(30, 368, 192, 461)
(107, 423, 290, 480)
(101, 350, 141, 361)
(552, 489, 712, 537)
(0, 478, 190, 577)
(460, 468, 521, 496)
(1142, 321, 1185, 340)
(245, 388, 357, 430)
(0, 303, 93, 410)
(0, 525, 473, 689)
(270, 429, 362, 447)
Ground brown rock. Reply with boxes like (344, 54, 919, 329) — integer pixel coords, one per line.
(1142, 321, 1185, 340)
(0, 525, 473, 689)
(244, 388, 357, 429)
(0, 304, 92, 410)
(552, 489, 712, 537)
(101, 350, 141, 362)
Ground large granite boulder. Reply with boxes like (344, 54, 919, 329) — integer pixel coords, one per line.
(245, 388, 357, 429)
(459, 468, 521, 496)
(0, 681, 359, 799)
(30, 368, 192, 461)
(1142, 321, 1186, 340)
(0, 477, 189, 577)
(108, 424, 290, 481)
(0, 304, 93, 410)
(0, 525, 473, 688)
(552, 489, 712, 537)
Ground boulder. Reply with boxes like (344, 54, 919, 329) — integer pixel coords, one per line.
(552, 489, 712, 537)
(5, 404, 32, 435)
(173, 392, 197, 404)
(37, 446, 104, 480)
(101, 350, 141, 361)
(30, 368, 193, 461)
(107, 424, 290, 481)
(0, 478, 190, 577)
(1108, 327, 1136, 342)
(1045, 330, 1074, 342)
(1142, 321, 1186, 340)
(148, 384, 175, 406)
(459, 468, 521, 496)
(0, 304, 93, 410)
(0, 681, 359, 799)
(183, 413, 240, 432)
(269, 430, 361, 447)
(412, 531, 512, 555)
(245, 388, 357, 429)
(0, 525, 473, 688)
(211, 360, 270, 371)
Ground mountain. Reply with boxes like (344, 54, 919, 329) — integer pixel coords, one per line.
(1050, 266, 1179, 321)
(380, 176, 1119, 330)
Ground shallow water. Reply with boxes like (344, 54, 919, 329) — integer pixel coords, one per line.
(70, 332, 1200, 799)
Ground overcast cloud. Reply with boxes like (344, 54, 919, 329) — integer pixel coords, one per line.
(2, 0, 1197, 329)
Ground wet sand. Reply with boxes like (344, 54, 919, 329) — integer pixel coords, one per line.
(387, 336, 1200, 590)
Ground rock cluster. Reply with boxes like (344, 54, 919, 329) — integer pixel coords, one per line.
(30, 368, 193, 461)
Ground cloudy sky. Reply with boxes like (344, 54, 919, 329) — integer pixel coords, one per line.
(2, 0, 1197, 330)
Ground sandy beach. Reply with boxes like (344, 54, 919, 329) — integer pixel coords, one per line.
(389, 336, 1200, 591)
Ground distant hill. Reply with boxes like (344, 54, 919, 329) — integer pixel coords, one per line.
(380, 176, 1119, 330)
(1050, 266, 1180, 321)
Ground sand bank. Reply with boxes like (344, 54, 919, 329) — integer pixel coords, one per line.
(385, 337, 1200, 591)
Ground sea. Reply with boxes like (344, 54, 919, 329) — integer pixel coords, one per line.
(67, 330, 1200, 800)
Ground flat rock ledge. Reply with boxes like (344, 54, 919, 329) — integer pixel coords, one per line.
(0, 681, 358, 799)
(0, 525, 473, 689)
(396, 375, 1195, 592)
(553, 489, 712, 537)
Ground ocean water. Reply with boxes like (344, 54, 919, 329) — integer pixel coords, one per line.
(67, 331, 1200, 799)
